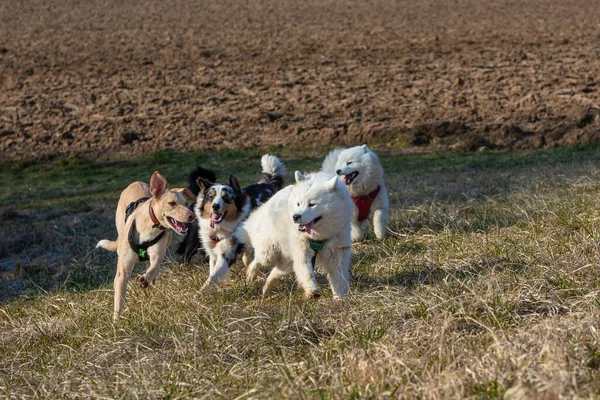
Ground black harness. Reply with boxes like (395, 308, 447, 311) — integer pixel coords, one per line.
(309, 239, 327, 269)
(125, 197, 166, 262)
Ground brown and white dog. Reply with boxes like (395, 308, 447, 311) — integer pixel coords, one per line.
(97, 171, 196, 321)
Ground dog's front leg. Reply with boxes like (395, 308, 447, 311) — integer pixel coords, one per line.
(322, 246, 351, 298)
(351, 221, 365, 242)
(136, 250, 166, 288)
(202, 253, 231, 290)
(372, 208, 388, 239)
(113, 257, 134, 322)
(292, 247, 320, 299)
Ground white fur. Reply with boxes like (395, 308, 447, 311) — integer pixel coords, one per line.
(322, 144, 389, 241)
(236, 171, 353, 298)
(261, 154, 287, 178)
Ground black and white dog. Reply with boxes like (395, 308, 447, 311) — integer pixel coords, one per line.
(179, 154, 286, 289)
(176, 166, 217, 262)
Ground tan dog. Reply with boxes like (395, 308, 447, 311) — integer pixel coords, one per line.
(97, 171, 196, 321)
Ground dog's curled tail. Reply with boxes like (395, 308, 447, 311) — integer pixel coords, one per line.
(97, 239, 117, 252)
(258, 154, 286, 189)
(321, 148, 344, 173)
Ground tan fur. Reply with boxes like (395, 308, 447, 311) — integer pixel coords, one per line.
(97, 171, 196, 322)
(201, 199, 212, 219)
(200, 189, 239, 222)
(222, 202, 239, 223)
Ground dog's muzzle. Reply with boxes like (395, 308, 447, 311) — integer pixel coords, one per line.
(343, 171, 359, 185)
(296, 216, 322, 234)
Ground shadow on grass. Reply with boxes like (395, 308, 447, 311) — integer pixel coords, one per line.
(351, 256, 529, 291)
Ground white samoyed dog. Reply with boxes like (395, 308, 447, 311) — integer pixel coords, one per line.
(322, 144, 389, 241)
(235, 171, 353, 299)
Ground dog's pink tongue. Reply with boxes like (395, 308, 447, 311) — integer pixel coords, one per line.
(210, 213, 218, 228)
(344, 175, 351, 184)
(304, 220, 315, 234)
(175, 220, 186, 233)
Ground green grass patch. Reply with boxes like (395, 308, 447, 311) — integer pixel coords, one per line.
(3, 143, 600, 398)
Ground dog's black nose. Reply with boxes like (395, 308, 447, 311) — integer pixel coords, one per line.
(336, 169, 342, 175)
(212, 203, 220, 211)
(292, 214, 301, 222)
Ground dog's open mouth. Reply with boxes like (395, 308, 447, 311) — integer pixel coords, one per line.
(210, 211, 227, 228)
(344, 171, 359, 185)
(298, 216, 322, 234)
(167, 217, 188, 235)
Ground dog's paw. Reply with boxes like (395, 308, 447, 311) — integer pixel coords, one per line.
(246, 270, 259, 284)
(351, 230, 365, 242)
(304, 288, 321, 300)
(136, 274, 150, 288)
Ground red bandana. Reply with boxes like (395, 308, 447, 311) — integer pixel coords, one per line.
(352, 185, 380, 222)
(210, 234, 221, 244)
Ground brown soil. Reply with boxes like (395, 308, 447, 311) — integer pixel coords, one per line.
(1, 0, 600, 162)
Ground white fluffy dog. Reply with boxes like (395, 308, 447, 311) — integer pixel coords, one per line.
(322, 144, 389, 241)
(236, 171, 353, 299)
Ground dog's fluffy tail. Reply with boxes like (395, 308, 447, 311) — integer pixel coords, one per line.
(258, 154, 286, 189)
(97, 239, 117, 252)
(187, 166, 217, 196)
(321, 148, 344, 173)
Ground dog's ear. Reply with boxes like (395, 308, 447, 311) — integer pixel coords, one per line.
(326, 176, 339, 192)
(294, 171, 306, 183)
(361, 144, 369, 153)
(150, 171, 169, 198)
(180, 188, 196, 203)
(228, 175, 241, 193)
(196, 177, 212, 194)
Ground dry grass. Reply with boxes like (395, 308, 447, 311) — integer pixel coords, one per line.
(2, 146, 600, 398)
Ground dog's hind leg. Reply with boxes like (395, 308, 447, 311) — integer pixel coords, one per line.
(113, 258, 133, 322)
(322, 247, 351, 298)
(246, 247, 266, 283)
(262, 264, 292, 297)
(246, 259, 262, 284)
(373, 208, 388, 239)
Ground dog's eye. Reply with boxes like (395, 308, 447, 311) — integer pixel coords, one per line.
(309, 202, 316, 208)
(168, 201, 176, 206)
(346, 161, 353, 165)
(297, 202, 300, 207)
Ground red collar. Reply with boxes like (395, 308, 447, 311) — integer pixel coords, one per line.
(148, 201, 167, 230)
(210, 234, 221, 244)
(351, 185, 380, 222)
